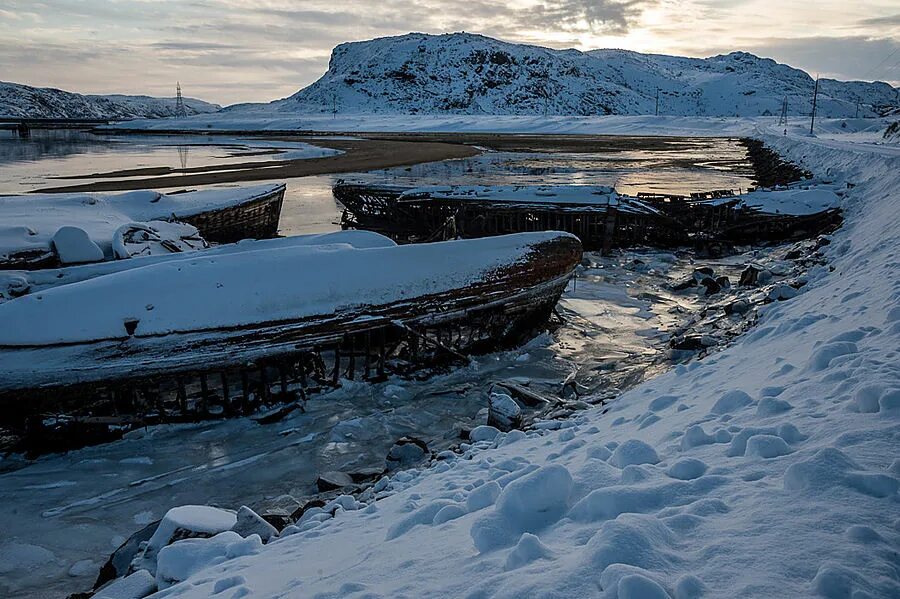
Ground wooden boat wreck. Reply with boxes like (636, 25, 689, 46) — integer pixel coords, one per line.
(0, 231, 581, 453)
(334, 182, 842, 251)
(0, 183, 285, 269)
(335, 183, 681, 252)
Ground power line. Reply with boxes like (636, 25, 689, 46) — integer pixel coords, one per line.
(863, 46, 900, 80)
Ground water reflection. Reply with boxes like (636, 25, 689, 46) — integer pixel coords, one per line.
(1, 132, 757, 238)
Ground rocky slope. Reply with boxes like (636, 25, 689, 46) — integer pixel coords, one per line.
(274, 33, 898, 118)
(0, 81, 220, 120)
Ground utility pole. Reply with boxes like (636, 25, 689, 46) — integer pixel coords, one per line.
(855, 98, 860, 118)
(174, 82, 187, 119)
(331, 93, 337, 120)
(655, 88, 659, 116)
(809, 75, 819, 135)
(778, 96, 788, 127)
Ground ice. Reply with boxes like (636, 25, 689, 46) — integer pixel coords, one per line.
(94, 569, 156, 599)
(469, 425, 501, 443)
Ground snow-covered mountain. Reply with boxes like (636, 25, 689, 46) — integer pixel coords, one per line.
(0, 81, 220, 120)
(274, 33, 899, 118)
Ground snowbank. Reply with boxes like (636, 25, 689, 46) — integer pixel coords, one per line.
(142, 133, 899, 598)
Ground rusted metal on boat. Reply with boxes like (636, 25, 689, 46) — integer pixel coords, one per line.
(0, 234, 582, 455)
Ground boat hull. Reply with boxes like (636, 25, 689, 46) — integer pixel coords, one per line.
(0, 233, 581, 453)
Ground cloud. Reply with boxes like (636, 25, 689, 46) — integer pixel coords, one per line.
(739, 36, 900, 84)
(1, 0, 896, 104)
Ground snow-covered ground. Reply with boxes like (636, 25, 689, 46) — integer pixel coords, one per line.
(109, 112, 898, 141)
(101, 129, 898, 598)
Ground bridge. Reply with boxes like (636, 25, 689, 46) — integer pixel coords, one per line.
(0, 117, 114, 136)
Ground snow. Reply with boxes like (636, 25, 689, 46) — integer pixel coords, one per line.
(0, 230, 396, 303)
(115, 127, 900, 599)
(155, 531, 262, 589)
(143, 505, 237, 567)
(52, 226, 105, 264)
(712, 187, 841, 216)
(0, 80, 220, 119)
(0, 231, 573, 347)
(0, 183, 284, 264)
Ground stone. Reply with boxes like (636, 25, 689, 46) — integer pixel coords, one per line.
(672, 276, 697, 291)
(671, 336, 705, 351)
(715, 275, 731, 289)
(385, 436, 429, 471)
(699, 277, 721, 295)
(767, 285, 799, 302)
(488, 392, 522, 431)
(693, 266, 715, 279)
(316, 471, 354, 492)
(739, 265, 761, 286)
(231, 506, 279, 542)
(724, 299, 751, 315)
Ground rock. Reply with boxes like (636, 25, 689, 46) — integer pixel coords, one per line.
(289, 498, 327, 522)
(469, 425, 501, 442)
(93, 520, 159, 590)
(715, 275, 731, 289)
(52, 226, 105, 264)
(724, 299, 751, 315)
(699, 277, 721, 295)
(488, 392, 522, 431)
(767, 285, 799, 302)
(672, 276, 697, 291)
(141, 506, 236, 570)
(693, 266, 715, 279)
(671, 336, 705, 351)
(386, 436, 429, 471)
(739, 264, 761, 286)
(93, 569, 156, 599)
(316, 471, 354, 492)
(231, 506, 279, 542)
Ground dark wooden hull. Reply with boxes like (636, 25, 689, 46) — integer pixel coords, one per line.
(0, 234, 581, 454)
(335, 184, 682, 251)
(180, 185, 285, 243)
(335, 183, 842, 251)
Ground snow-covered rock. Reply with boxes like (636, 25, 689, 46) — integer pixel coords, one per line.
(141, 505, 236, 569)
(231, 506, 279, 542)
(155, 531, 262, 589)
(0, 80, 219, 119)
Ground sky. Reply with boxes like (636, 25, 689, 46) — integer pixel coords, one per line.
(1, 0, 898, 106)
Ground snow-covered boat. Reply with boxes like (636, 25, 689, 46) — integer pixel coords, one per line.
(335, 183, 678, 251)
(335, 182, 842, 250)
(0, 231, 581, 452)
(0, 183, 286, 269)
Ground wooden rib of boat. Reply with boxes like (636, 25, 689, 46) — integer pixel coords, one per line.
(0, 232, 581, 454)
(0, 183, 286, 270)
